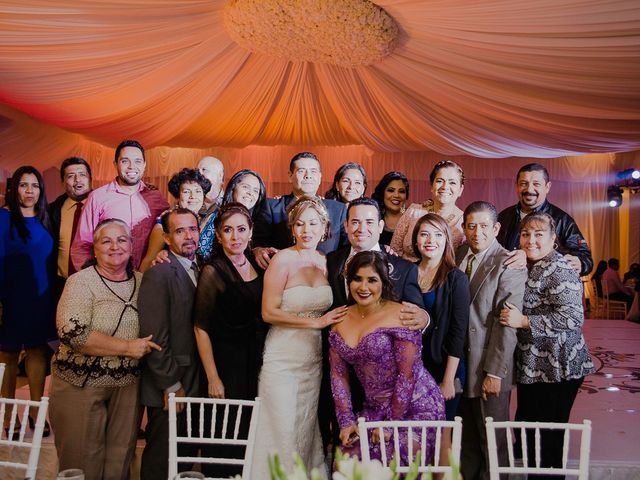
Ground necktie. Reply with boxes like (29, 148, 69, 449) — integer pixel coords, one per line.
(465, 254, 476, 279)
(67, 202, 83, 276)
(190, 261, 200, 284)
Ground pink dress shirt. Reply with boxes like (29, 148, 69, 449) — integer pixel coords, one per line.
(70, 179, 169, 270)
(602, 267, 634, 296)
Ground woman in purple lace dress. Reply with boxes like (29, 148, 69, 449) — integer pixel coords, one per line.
(329, 251, 445, 464)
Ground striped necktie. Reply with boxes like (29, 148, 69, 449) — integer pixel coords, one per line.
(465, 255, 476, 278)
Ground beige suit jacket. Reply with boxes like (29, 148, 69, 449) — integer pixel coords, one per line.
(456, 240, 527, 398)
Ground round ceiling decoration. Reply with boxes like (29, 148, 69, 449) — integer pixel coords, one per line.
(223, 0, 399, 67)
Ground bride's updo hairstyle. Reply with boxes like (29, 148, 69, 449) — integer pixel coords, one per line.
(286, 195, 331, 241)
(345, 251, 399, 304)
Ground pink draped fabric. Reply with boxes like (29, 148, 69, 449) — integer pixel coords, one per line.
(1, 0, 639, 158)
(0, 1, 638, 269)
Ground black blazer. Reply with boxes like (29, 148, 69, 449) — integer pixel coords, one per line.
(326, 246, 425, 309)
(47, 193, 67, 246)
(253, 193, 348, 254)
(47, 193, 69, 296)
(422, 267, 470, 382)
(138, 251, 201, 408)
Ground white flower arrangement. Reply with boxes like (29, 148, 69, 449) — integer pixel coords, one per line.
(223, 0, 398, 67)
(228, 450, 462, 480)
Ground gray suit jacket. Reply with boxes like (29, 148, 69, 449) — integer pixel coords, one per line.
(456, 240, 526, 398)
(138, 251, 200, 408)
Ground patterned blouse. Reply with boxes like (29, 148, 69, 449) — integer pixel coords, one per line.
(53, 267, 143, 388)
(390, 201, 464, 263)
(516, 251, 595, 384)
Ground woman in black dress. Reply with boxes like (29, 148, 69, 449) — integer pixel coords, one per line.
(193, 202, 267, 477)
(193, 202, 267, 401)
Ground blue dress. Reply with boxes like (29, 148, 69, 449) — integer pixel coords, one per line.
(0, 209, 57, 351)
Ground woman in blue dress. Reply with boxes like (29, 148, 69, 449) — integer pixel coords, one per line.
(0, 165, 56, 437)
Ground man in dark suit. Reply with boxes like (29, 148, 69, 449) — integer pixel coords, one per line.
(320, 197, 430, 450)
(327, 197, 427, 314)
(253, 151, 348, 268)
(48, 157, 92, 292)
(455, 201, 526, 480)
(138, 207, 202, 480)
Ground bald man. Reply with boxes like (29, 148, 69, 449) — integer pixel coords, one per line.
(196, 156, 224, 259)
(197, 156, 224, 213)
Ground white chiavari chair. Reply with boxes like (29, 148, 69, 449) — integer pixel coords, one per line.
(357, 416, 462, 475)
(168, 394, 261, 480)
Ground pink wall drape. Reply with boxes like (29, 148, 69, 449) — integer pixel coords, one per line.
(0, 1, 638, 269)
(1, 132, 631, 271)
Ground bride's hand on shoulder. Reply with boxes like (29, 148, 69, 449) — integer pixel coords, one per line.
(317, 305, 348, 329)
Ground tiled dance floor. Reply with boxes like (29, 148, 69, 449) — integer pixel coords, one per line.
(569, 319, 640, 479)
(2, 319, 639, 479)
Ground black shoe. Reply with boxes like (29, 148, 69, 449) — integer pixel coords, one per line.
(4, 423, 21, 440)
(28, 416, 51, 437)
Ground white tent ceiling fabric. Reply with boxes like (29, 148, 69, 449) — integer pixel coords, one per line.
(0, 0, 638, 264)
(0, 0, 639, 171)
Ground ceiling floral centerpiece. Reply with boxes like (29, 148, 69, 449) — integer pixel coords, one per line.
(223, 0, 399, 67)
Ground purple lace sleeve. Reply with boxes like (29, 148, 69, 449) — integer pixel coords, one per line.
(329, 343, 356, 429)
(389, 330, 421, 420)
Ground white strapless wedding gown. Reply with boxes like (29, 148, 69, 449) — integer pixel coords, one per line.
(251, 285, 332, 478)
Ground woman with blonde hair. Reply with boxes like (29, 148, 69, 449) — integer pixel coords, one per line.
(251, 195, 348, 477)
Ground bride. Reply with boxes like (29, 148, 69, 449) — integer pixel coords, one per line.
(252, 196, 348, 477)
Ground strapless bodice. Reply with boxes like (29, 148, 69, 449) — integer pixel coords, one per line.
(261, 285, 333, 370)
(280, 284, 333, 317)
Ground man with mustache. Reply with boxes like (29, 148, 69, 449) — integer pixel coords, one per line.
(253, 151, 348, 268)
(497, 163, 593, 276)
(138, 207, 202, 480)
(48, 157, 93, 291)
(457, 201, 526, 480)
(70, 139, 169, 270)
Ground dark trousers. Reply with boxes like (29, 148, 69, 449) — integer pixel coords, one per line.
(140, 406, 199, 480)
(516, 378, 584, 480)
(200, 403, 248, 479)
(608, 291, 634, 308)
(459, 391, 511, 480)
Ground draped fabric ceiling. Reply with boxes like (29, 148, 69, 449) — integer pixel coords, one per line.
(1, 0, 640, 163)
(0, 0, 639, 266)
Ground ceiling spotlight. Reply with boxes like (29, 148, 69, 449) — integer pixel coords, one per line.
(617, 168, 640, 184)
(607, 185, 623, 208)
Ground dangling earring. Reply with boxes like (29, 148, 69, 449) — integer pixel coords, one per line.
(400, 203, 406, 214)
